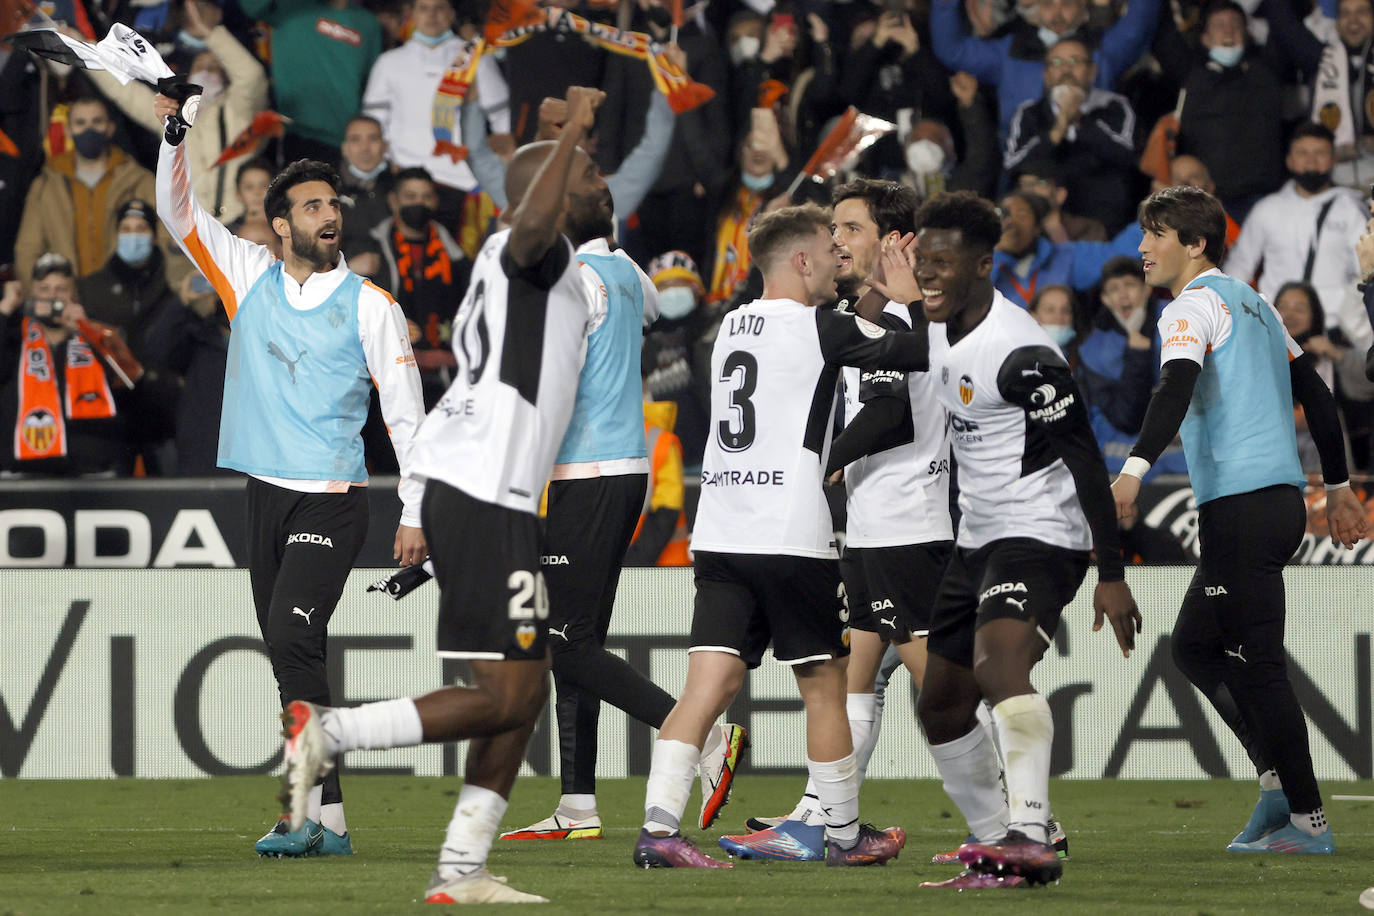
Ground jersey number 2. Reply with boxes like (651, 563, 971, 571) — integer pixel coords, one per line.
(717, 350, 758, 452)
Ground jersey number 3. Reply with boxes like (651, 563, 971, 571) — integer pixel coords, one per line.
(718, 350, 758, 452)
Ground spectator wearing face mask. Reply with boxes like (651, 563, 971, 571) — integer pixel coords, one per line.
(706, 111, 793, 308)
(338, 114, 395, 277)
(900, 72, 999, 202)
(85, 0, 269, 223)
(1226, 123, 1366, 329)
(77, 200, 191, 474)
(1154, 0, 1287, 219)
(0, 254, 137, 476)
(361, 0, 512, 230)
(643, 250, 711, 467)
(371, 167, 471, 408)
(14, 97, 160, 281)
(1028, 282, 1081, 354)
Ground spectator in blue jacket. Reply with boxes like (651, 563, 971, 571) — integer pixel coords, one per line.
(992, 190, 1145, 307)
(930, 0, 1160, 137)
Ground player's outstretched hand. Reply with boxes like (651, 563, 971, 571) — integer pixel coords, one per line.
(394, 524, 428, 567)
(1092, 579, 1141, 658)
(1325, 485, 1368, 549)
(1110, 472, 1140, 524)
(564, 86, 606, 133)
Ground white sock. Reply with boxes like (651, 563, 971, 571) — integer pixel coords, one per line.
(322, 698, 423, 754)
(928, 725, 1009, 843)
(320, 802, 347, 836)
(555, 794, 597, 820)
(976, 699, 1005, 769)
(786, 791, 825, 826)
(1259, 769, 1282, 791)
(993, 693, 1054, 845)
(306, 784, 323, 825)
(643, 739, 699, 835)
(1291, 808, 1328, 836)
(809, 752, 860, 848)
(436, 784, 507, 879)
(847, 693, 880, 782)
(698, 723, 725, 766)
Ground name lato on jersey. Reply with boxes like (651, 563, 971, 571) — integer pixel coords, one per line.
(726, 313, 766, 336)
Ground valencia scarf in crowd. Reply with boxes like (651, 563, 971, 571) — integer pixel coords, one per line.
(708, 187, 764, 306)
(430, 0, 715, 163)
(391, 224, 459, 353)
(1313, 39, 1372, 150)
(14, 319, 115, 461)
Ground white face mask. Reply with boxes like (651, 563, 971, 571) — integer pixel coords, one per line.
(1042, 323, 1076, 347)
(1114, 305, 1147, 335)
(189, 69, 224, 104)
(657, 286, 699, 321)
(731, 35, 760, 65)
(1208, 43, 1244, 67)
(905, 139, 946, 175)
(1037, 25, 1061, 47)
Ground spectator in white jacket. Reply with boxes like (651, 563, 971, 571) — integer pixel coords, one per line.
(361, 0, 512, 232)
(1226, 123, 1366, 331)
(85, 0, 268, 223)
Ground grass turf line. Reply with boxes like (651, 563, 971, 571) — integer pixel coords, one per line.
(3, 776, 1372, 914)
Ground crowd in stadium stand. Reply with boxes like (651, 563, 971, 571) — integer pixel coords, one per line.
(4, 0, 1374, 483)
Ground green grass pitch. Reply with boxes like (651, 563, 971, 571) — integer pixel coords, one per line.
(4, 775, 1373, 914)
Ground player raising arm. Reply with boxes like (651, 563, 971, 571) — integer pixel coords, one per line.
(153, 92, 426, 858)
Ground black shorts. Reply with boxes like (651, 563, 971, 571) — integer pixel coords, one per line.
(541, 473, 647, 647)
(423, 478, 547, 661)
(690, 551, 850, 669)
(845, 541, 953, 642)
(927, 537, 1089, 669)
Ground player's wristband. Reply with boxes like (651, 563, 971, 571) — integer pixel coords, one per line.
(1324, 479, 1352, 492)
(1119, 456, 1151, 480)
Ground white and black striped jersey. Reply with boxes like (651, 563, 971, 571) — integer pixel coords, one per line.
(841, 301, 954, 548)
(691, 298, 928, 558)
(929, 293, 1118, 562)
(409, 229, 589, 514)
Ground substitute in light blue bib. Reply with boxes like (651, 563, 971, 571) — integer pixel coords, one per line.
(555, 252, 648, 464)
(1179, 274, 1304, 505)
(220, 263, 373, 480)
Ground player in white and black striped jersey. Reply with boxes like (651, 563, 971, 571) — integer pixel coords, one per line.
(273, 87, 611, 906)
(632, 204, 930, 869)
(910, 192, 1141, 890)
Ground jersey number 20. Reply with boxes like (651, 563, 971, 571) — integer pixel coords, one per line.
(718, 350, 758, 452)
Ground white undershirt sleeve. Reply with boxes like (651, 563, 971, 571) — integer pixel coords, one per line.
(356, 282, 427, 528)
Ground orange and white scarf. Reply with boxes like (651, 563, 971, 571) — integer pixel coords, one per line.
(15, 318, 116, 461)
(431, 0, 714, 162)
